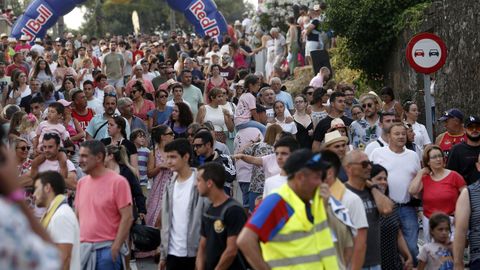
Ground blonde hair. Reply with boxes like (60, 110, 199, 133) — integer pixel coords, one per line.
(18, 113, 39, 134)
(106, 144, 138, 178)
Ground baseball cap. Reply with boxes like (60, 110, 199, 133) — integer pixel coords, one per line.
(438, 108, 464, 122)
(283, 149, 331, 178)
(465, 115, 480, 127)
(57, 99, 72, 107)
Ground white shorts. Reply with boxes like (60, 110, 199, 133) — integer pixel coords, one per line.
(107, 78, 124, 88)
(305, 40, 322, 57)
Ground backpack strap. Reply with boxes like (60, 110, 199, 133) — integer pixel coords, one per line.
(93, 121, 109, 139)
(376, 139, 384, 147)
(202, 199, 242, 221)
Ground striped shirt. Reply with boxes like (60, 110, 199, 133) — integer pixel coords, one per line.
(137, 147, 150, 185)
(468, 181, 480, 264)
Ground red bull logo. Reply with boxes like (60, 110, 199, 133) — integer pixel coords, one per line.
(189, 0, 220, 38)
(20, 4, 53, 42)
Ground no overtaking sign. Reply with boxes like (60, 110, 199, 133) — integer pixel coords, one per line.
(406, 32, 447, 74)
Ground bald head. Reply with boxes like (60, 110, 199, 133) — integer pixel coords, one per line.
(343, 150, 366, 167)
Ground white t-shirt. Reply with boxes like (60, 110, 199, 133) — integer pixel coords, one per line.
(340, 188, 369, 235)
(365, 137, 388, 158)
(370, 147, 420, 203)
(168, 173, 195, 257)
(276, 120, 297, 135)
(38, 159, 76, 173)
(87, 97, 104, 115)
(47, 204, 81, 270)
(412, 122, 431, 149)
(262, 153, 281, 179)
(263, 174, 287, 197)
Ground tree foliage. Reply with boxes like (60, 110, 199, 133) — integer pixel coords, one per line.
(78, 0, 250, 37)
(326, 0, 431, 78)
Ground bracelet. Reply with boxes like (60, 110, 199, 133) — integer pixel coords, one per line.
(6, 189, 25, 203)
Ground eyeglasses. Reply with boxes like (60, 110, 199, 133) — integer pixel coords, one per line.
(349, 160, 374, 168)
(362, 103, 374, 108)
(163, 132, 174, 136)
(193, 143, 205, 149)
(16, 146, 31, 151)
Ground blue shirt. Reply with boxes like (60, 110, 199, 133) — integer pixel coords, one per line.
(275, 91, 294, 111)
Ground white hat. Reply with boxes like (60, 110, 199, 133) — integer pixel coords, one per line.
(330, 118, 346, 129)
(67, 32, 74, 38)
(0, 33, 7, 38)
(19, 35, 29, 41)
(34, 38, 42, 43)
(324, 130, 348, 147)
(8, 37, 16, 43)
(313, 4, 321, 11)
(234, 20, 242, 26)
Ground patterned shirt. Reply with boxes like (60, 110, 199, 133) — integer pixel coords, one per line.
(350, 118, 382, 150)
(0, 198, 60, 269)
(137, 147, 150, 185)
(244, 142, 274, 194)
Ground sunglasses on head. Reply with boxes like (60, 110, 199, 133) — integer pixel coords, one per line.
(104, 92, 116, 97)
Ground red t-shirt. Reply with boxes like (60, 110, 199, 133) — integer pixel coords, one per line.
(75, 170, 132, 242)
(438, 132, 467, 159)
(6, 63, 28, 77)
(422, 170, 465, 218)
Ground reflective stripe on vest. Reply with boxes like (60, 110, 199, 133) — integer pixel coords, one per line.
(268, 247, 337, 268)
(261, 184, 339, 270)
(270, 220, 328, 242)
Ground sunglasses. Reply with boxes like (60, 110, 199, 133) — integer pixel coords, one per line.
(16, 146, 31, 151)
(166, 71, 175, 74)
(362, 103, 374, 108)
(158, 95, 168, 98)
(193, 143, 205, 149)
(350, 160, 374, 168)
(65, 150, 75, 155)
(104, 92, 117, 97)
(307, 91, 314, 95)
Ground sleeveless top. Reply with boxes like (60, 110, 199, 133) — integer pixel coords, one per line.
(233, 52, 247, 69)
(468, 181, 480, 263)
(204, 105, 227, 131)
(205, 77, 228, 103)
(438, 132, 467, 160)
(71, 108, 94, 130)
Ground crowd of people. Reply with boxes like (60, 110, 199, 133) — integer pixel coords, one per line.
(0, 2, 479, 270)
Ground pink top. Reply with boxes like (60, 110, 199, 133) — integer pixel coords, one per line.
(262, 153, 281, 178)
(36, 121, 70, 146)
(134, 99, 156, 121)
(309, 75, 324, 88)
(75, 170, 133, 242)
(233, 52, 247, 69)
(234, 92, 256, 126)
(125, 79, 155, 95)
(422, 170, 465, 218)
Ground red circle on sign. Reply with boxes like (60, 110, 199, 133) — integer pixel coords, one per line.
(406, 32, 447, 74)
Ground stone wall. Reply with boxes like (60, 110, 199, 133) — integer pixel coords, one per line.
(384, 0, 480, 133)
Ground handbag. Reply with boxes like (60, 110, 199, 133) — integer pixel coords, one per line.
(131, 221, 160, 252)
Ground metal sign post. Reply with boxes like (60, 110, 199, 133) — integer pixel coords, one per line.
(423, 74, 433, 140)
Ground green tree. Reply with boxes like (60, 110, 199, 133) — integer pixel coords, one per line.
(326, 0, 431, 78)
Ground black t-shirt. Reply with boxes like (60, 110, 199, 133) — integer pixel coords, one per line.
(307, 19, 321, 41)
(100, 138, 138, 156)
(201, 198, 247, 270)
(446, 142, 480, 185)
(313, 115, 353, 143)
(345, 183, 381, 267)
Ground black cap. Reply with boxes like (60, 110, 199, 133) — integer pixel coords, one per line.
(283, 149, 331, 178)
(438, 108, 463, 122)
(465, 115, 480, 127)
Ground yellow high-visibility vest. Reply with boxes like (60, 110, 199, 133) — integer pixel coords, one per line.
(261, 184, 339, 270)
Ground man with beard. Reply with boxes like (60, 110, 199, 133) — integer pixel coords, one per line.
(447, 115, 480, 185)
(260, 87, 290, 123)
(86, 93, 130, 140)
(350, 94, 382, 150)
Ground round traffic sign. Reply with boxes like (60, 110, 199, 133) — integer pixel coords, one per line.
(406, 32, 447, 74)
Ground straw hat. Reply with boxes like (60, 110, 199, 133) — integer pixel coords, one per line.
(324, 130, 348, 147)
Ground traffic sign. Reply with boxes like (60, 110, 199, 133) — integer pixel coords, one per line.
(406, 32, 447, 74)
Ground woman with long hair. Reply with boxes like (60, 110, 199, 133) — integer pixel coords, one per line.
(105, 144, 145, 217)
(29, 58, 54, 84)
(293, 94, 313, 148)
(229, 41, 252, 70)
(272, 100, 297, 135)
(196, 88, 234, 144)
(5, 70, 31, 107)
(138, 125, 174, 259)
(310, 87, 329, 128)
(403, 100, 431, 152)
(204, 64, 228, 104)
(53, 55, 77, 88)
(286, 16, 300, 76)
(371, 164, 413, 270)
(147, 89, 173, 132)
(58, 76, 76, 101)
(100, 115, 139, 172)
(130, 81, 155, 121)
(380, 86, 403, 120)
(164, 102, 193, 139)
